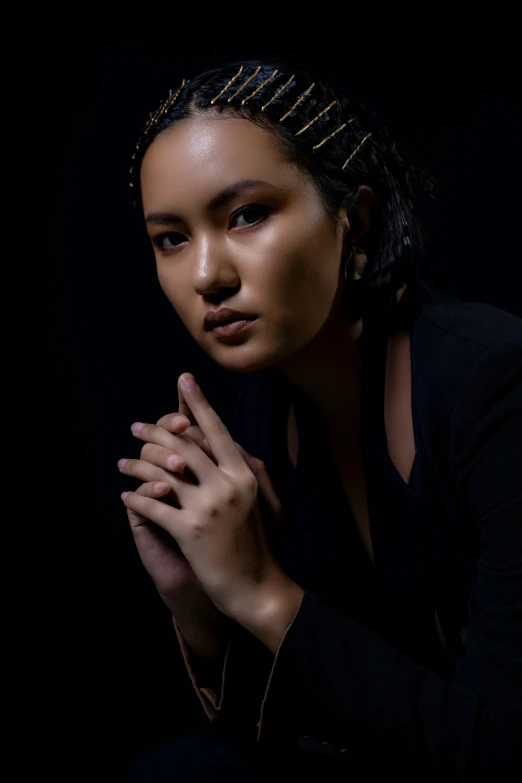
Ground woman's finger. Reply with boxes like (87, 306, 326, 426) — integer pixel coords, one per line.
(173, 375, 245, 473)
(122, 489, 185, 541)
(126, 480, 172, 528)
(157, 413, 209, 455)
(154, 413, 217, 465)
(190, 437, 217, 464)
(130, 420, 220, 483)
(119, 453, 184, 485)
(156, 412, 191, 431)
(138, 442, 187, 473)
(177, 374, 198, 427)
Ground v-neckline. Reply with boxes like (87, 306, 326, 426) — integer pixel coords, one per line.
(285, 319, 419, 496)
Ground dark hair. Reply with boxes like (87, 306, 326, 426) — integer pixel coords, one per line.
(129, 58, 437, 339)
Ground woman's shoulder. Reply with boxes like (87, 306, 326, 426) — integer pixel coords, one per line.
(414, 278, 522, 350)
(410, 279, 522, 462)
(412, 279, 522, 393)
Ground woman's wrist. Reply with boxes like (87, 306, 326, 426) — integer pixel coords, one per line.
(174, 614, 231, 668)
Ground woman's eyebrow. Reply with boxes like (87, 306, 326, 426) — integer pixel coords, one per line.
(145, 178, 284, 226)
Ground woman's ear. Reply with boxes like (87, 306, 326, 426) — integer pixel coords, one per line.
(348, 185, 379, 247)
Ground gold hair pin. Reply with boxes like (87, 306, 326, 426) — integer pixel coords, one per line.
(131, 68, 373, 192)
(227, 66, 261, 102)
(241, 69, 279, 105)
(144, 78, 187, 136)
(279, 82, 315, 123)
(210, 65, 244, 104)
(130, 78, 187, 187)
(295, 99, 336, 136)
(313, 119, 353, 151)
(341, 132, 373, 170)
(261, 74, 295, 111)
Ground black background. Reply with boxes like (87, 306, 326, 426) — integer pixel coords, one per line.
(6, 4, 521, 780)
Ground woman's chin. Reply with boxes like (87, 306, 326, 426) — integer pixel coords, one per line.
(212, 347, 280, 375)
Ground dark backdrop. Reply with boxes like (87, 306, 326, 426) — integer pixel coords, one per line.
(6, 5, 521, 781)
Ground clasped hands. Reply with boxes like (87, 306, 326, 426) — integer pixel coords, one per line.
(118, 372, 298, 634)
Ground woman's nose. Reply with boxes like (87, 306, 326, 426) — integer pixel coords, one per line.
(192, 242, 239, 294)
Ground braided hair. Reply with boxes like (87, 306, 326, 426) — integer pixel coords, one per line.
(129, 58, 437, 339)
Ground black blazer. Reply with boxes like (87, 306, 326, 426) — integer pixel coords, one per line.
(216, 279, 522, 781)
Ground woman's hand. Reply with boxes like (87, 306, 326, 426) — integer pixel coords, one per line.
(156, 374, 284, 538)
(119, 373, 288, 625)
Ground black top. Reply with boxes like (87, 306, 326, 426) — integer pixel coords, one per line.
(271, 318, 449, 673)
(220, 279, 522, 779)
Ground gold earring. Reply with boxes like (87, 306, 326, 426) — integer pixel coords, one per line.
(395, 282, 408, 303)
(344, 246, 367, 281)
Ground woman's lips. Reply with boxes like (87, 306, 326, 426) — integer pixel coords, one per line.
(210, 318, 258, 338)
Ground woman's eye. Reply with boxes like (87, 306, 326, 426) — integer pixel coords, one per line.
(232, 205, 271, 229)
(153, 233, 185, 252)
(152, 205, 271, 253)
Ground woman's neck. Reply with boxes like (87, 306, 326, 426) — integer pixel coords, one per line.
(274, 316, 364, 435)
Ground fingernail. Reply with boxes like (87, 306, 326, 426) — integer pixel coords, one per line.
(121, 492, 129, 500)
(131, 422, 145, 432)
(181, 375, 196, 390)
(117, 458, 129, 470)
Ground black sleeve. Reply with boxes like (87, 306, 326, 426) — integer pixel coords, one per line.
(253, 335, 522, 780)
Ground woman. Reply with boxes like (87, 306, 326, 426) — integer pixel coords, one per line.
(119, 59, 522, 780)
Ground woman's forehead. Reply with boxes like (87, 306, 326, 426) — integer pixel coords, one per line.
(144, 115, 284, 170)
(140, 116, 305, 204)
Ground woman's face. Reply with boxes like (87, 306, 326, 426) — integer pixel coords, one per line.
(140, 113, 351, 374)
